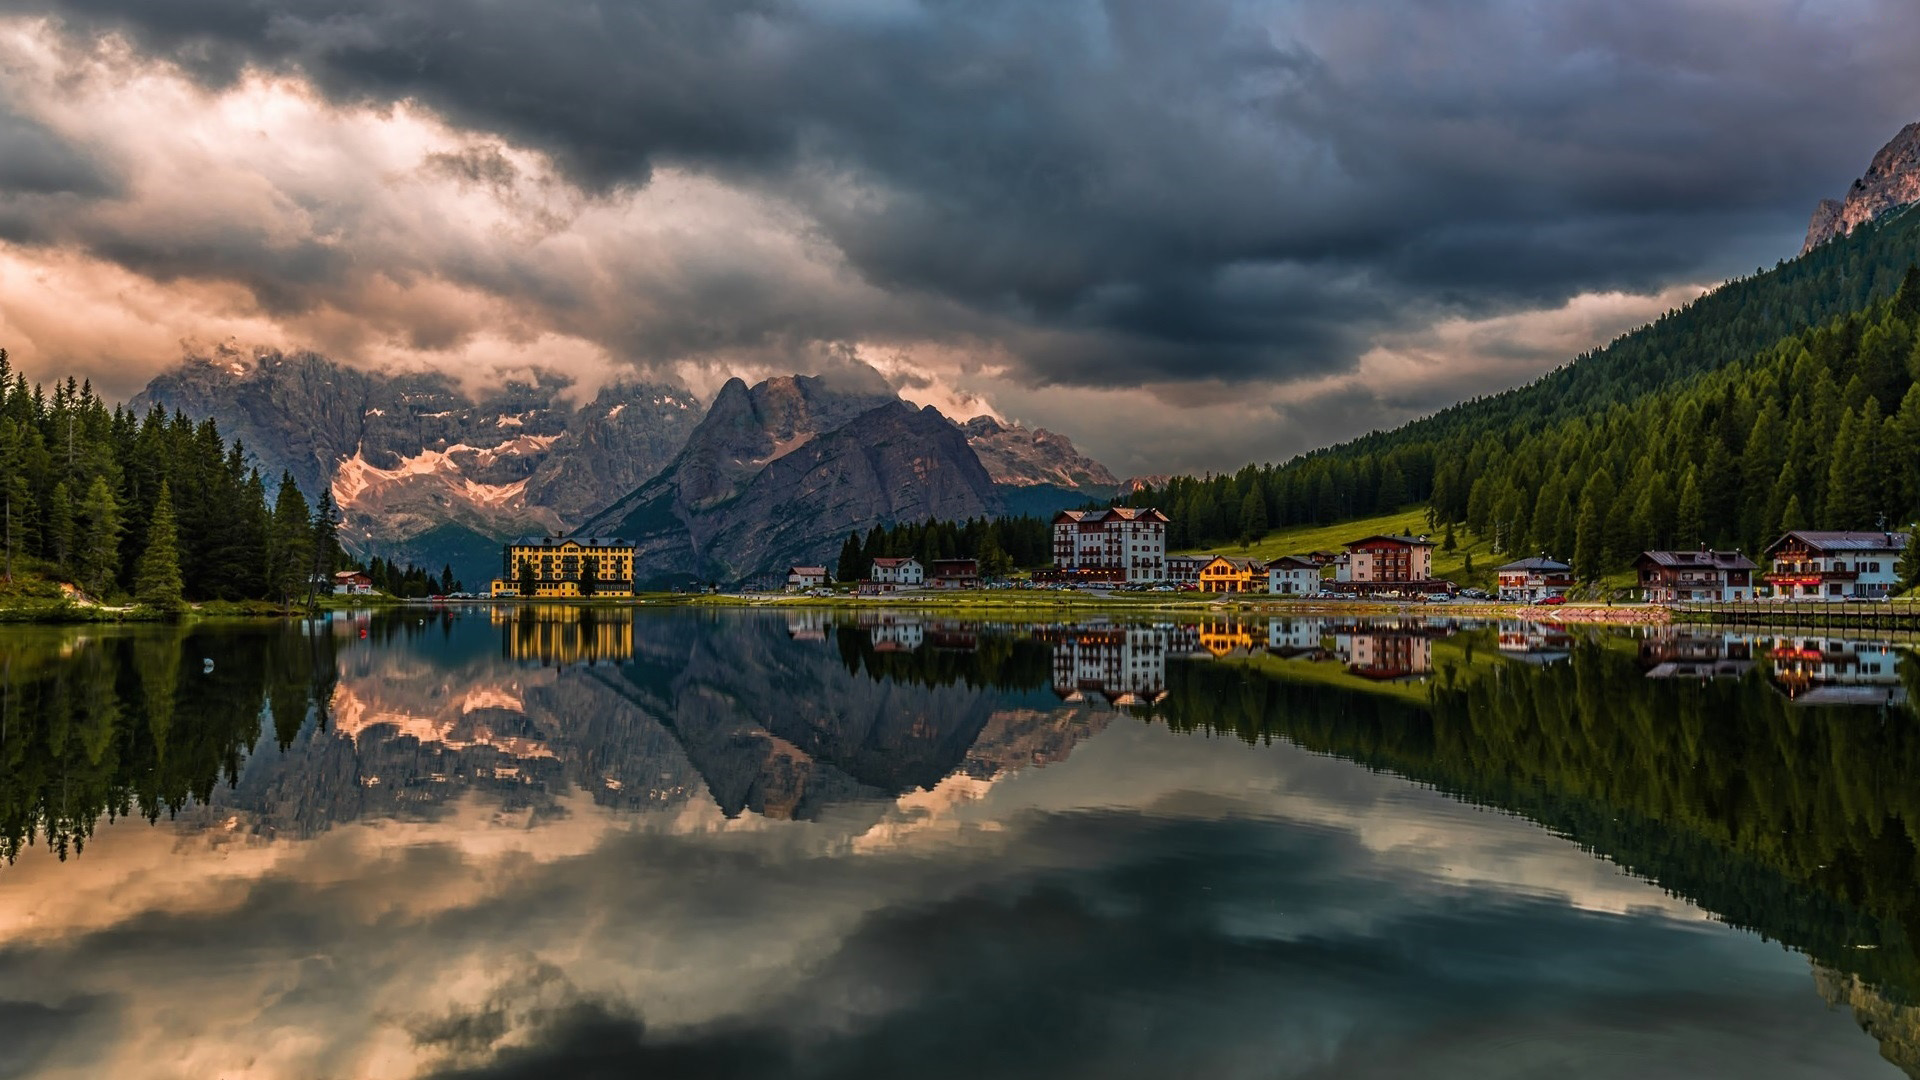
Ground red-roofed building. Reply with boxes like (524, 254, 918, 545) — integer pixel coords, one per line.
(1051, 507, 1169, 584)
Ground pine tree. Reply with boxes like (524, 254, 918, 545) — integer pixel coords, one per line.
(77, 476, 121, 597)
(1441, 522, 1456, 553)
(1779, 494, 1808, 534)
(267, 472, 313, 605)
(1239, 483, 1268, 544)
(133, 480, 185, 612)
(47, 481, 73, 573)
(1674, 468, 1705, 548)
(517, 557, 536, 596)
(837, 532, 862, 583)
(1573, 488, 1604, 582)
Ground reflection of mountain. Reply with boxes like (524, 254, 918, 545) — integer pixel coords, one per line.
(1817, 966, 1920, 1079)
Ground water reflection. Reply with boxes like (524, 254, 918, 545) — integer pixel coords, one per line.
(3, 610, 1920, 1077)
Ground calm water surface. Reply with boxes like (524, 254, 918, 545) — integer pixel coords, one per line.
(2, 608, 1918, 1078)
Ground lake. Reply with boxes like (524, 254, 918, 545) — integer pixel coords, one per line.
(1, 607, 1918, 1079)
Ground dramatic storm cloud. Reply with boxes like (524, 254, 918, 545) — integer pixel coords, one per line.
(0, 0, 1913, 470)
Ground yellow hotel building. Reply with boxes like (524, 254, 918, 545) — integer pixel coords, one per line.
(1199, 555, 1264, 593)
(491, 536, 637, 598)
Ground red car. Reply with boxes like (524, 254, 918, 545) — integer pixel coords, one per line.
(1535, 594, 1567, 606)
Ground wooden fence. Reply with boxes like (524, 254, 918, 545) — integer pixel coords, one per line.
(1677, 600, 1920, 635)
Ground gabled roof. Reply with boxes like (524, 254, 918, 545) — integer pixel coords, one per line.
(1635, 549, 1757, 570)
(870, 556, 919, 567)
(788, 566, 827, 575)
(1052, 506, 1169, 524)
(1345, 534, 1436, 549)
(1203, 556, 1265, 572)
(509, 535, 632, 549)
(1765, 530, 1912, 555)
(1497, 557, 1572, 572)
(1269, 555, 1319, 571)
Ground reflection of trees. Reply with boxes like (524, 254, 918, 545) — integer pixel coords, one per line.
(0, 626, 339, 862)
(1149, 633, 1920, 1001)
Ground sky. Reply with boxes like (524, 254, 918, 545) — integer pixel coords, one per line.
(0, 1, 1915, 475)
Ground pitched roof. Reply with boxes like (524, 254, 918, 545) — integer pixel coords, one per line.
(1635, 549, 1757, 570)
(509, 535, 632, 549)
(1765, 530, 1912, 555)
(870, 556, 918, 567)
(788, 566, 827, 575)
(1269, 555, 1319, 570)
(1497, 557, 1571, 572)
(1345, 534, 1436, 548)
(1052, 506, 1169, 524)
(1204, 556, 1265, 572)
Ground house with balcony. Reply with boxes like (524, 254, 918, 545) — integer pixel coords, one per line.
(1051, 507, 1169, 584)
(1199, 555, 1264, 593)
(1762, 530, 1909, 600)
(929, 558, 980, 589)
(786, 566, 828, 591)
(1326, 534, 1449, 596)
(1495, 557, 1573, 602)
(1267, 555, 1320, 595)
(1633, 549, 1755, 603)
(491, 536, 636, 598)
(869, 557, 924, 587)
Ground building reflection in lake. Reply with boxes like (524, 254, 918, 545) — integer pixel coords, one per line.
(1767, 636, 1907, 705)
(1497, 621, 1573, 665)
(491, 604, 634, 666)
(1038, 624, 1171, 707)
(1638, 630, 1755, 680)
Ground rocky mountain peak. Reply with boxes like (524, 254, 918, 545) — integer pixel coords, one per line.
(1803, 121, 1920, 253)
(959, 413, 1117, 490)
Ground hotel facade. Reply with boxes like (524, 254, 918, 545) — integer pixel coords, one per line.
(492, 537, 636, 598)
(1051, 507, 1170, 584)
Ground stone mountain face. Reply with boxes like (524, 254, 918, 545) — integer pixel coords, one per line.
(960, 415, 1118, 490)
(132, 351, 701, 585)
(1803, 122, 1920, 253)
(583, 390, 1002, 584)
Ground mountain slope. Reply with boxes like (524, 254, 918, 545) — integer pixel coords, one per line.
(1804, 122, 1920, 253)
(132, 351, 701, 585)
(960, 415, 1117, 491)
(583, 396, 1001, 584)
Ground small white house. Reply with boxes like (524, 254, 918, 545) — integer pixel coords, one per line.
(1763, 531, 1909, 600)
(787, 566, 828, 591)
(870, 557, 924, 587)
(1267, 556, 1319, 596)
(332, 571, 374, 595)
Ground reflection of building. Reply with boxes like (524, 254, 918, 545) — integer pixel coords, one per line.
(1041, 625, 1169, 706)
(1633, 549, 1755, 602)
(1495, 558, 1573, 602)
(1768, 636, 1907, 704)
(1638, 631, 1753, 679)
(1267, 556, 1319, 595)
(1266, 617, 1327, 657)
(786, 613, 829, 641)
(1197, 620, 1258, 657)
(1051, 507, 1169, 584)
(1763, 530, 1909, 600)
(492, 536, 636, 598)
(869, 617, 925, 652)
(1200, 556, 1264, 593)
(1339, 633, 1433, 681)
(1497, 620, 1572, 664)
(493, 605, 635, 665)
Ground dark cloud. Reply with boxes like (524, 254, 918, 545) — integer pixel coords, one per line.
(1, 0, 1917, 396)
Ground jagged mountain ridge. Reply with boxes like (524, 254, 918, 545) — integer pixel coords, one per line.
(1803, 121, 1920, 253)
(581, 384, 1004, 583)
(960, 415, 1118, 490)
(132, 351, 704, 583)
(134, 354, 1117, 587)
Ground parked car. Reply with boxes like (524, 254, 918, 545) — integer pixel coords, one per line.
(1535, 595, 1567, 606)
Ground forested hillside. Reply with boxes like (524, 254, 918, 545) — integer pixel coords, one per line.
(0, 354, 444, 608)
(1133, 207, 1920, 568)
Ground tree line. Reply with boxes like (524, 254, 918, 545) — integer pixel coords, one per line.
(834, 515, 1052, 582)
(1121, 209, 1920, 571)
(0, 353, 446, 609)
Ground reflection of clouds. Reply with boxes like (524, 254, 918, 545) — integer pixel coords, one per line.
(0, 722, 1883, 1079)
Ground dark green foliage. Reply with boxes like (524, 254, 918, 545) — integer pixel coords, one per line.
(836, 532, 863, 583)
(841, 515, 1052, 577)
(133, 480, 185, 612)
(0, 355, 430, 604)
(1126, 212, 1920, 564)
